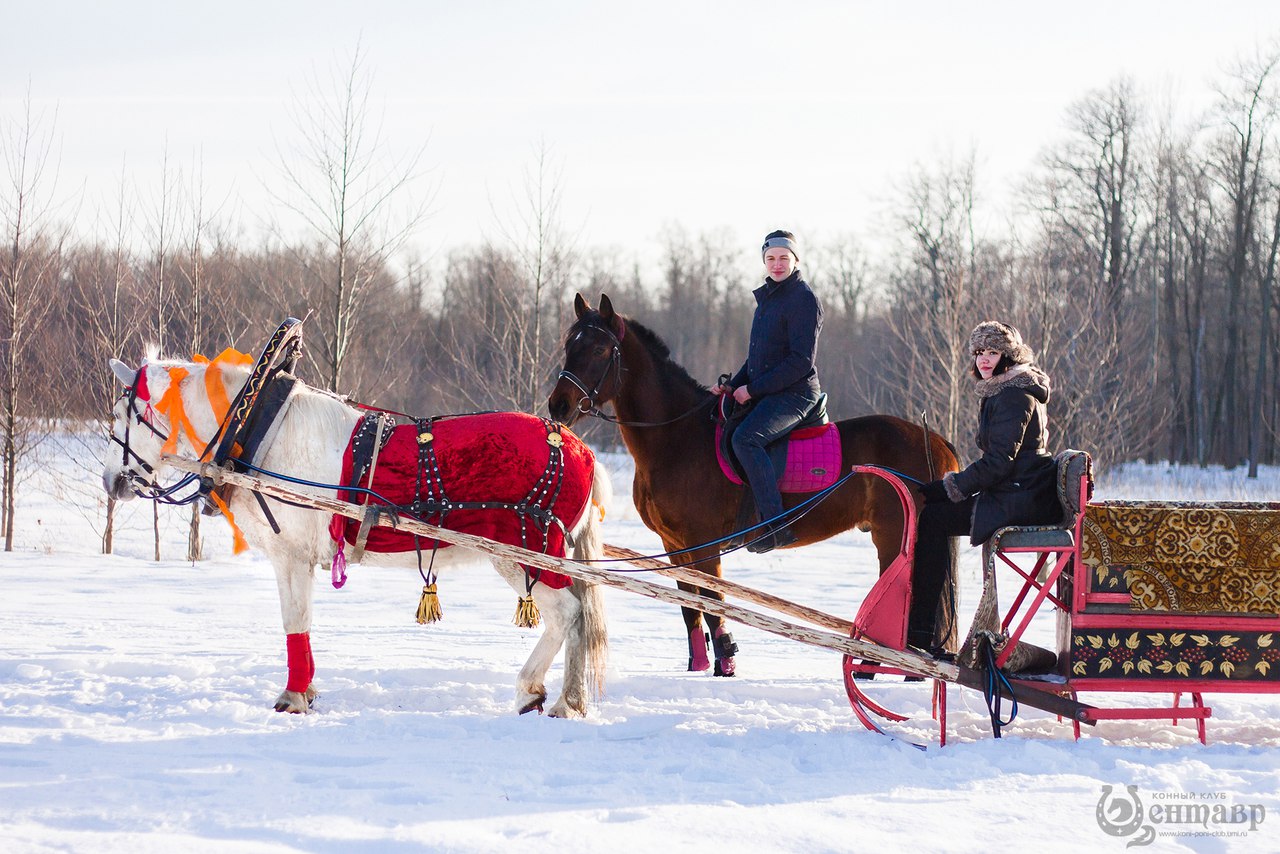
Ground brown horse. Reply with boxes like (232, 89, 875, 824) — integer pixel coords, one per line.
(547, 294, 960, 676)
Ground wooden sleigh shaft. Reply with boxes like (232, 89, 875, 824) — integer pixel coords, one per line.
(164, 454, 1095, 724)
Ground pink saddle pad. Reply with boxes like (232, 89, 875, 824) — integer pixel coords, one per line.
(715, 422, 842, 493)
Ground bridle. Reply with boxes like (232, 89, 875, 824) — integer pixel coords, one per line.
(556, 321, 626, 421)
(557, 318, 714, 428)
(106, 366, 201, 503)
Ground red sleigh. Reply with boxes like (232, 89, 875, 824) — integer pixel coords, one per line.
(844, 452, 1280, 745)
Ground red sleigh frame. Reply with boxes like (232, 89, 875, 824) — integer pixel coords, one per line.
(843, 455, 1280, 745)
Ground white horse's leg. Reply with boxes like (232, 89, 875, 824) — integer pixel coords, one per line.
(271, 555, 318, 713)
(541, 581, 588, 718)
(494, 558, 570, 715)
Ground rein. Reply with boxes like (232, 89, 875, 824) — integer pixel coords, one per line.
(559, 319, 715, 428)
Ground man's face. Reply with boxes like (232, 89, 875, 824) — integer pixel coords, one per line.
(764, 247, 795, 282)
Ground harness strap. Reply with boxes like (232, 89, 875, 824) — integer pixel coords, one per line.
(335, 412, 396, 569)
(412, 417, 446, 588)
(351, 414, 390, 564)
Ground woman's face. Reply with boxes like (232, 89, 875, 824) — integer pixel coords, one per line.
(763, 247, 795, 282)
(974, 348, 1003, 379)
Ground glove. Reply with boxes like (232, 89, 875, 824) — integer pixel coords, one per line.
(919, 479, 948, 505)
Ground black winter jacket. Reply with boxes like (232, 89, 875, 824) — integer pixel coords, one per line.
(728, 270, 823, 398)
(943, 364, 1059, 544)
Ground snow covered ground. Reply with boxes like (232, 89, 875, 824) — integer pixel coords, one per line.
(1, 439, 1278, 853)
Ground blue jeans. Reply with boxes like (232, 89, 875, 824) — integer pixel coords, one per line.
(731, 389, 819, 525)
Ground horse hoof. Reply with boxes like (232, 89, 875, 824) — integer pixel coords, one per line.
(519, 698, 546, 715)
(273, 689, 313, 714)
(547, 699, 586, 719)
(713, 659, 736, 677)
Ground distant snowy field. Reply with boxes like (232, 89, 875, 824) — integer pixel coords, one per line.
(1, 436, 1278, 853)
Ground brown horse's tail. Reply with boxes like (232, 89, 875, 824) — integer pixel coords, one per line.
(932, 433, 961, 474)
(921, 412, 937, 480)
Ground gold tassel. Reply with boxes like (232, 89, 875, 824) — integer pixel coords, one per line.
(513, 595, 541, 628)
(415, 583, 443, 624)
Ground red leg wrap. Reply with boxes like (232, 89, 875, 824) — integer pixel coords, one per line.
(286, 632, 314, 693)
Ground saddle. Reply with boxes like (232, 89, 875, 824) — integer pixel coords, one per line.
(714, 393, 840, 493)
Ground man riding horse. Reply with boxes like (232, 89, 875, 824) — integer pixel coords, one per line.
(711, 229, 823, 554)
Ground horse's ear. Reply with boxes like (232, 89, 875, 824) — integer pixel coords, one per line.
(599, 294, 624, 339)
(574, 293, 591, 318)
(110, 358, 136, 387)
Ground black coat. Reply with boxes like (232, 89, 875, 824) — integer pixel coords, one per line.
(728, 270, 823, 398)
(943, 364, 1059, 545)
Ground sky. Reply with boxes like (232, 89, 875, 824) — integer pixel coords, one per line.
(3, 439, 1280, 851)
(5, 1, 1280, 269)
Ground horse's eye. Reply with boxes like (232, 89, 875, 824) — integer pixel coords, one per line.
(594, 346, 609, 358)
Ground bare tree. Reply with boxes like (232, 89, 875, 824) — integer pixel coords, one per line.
(271, 41, 430, 392)
(73, 162, 144, 553)
(487, 141, 577, 411)
(140, 147, 182, 560)
(881, 153, 981, 442)
(179, 154, 221, 561)
(658, 225, 744, 383)
(1207, 48, 1280, 469)
(0, 90, 64, 551)
(1043, 78, 1148, 319)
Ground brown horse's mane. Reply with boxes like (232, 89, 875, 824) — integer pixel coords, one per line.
(575, 311, 712, 400)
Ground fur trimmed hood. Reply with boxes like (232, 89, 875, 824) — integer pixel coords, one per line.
(974, 363, 1050, 402)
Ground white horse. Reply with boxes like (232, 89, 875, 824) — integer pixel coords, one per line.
(102, 354, 610, 718)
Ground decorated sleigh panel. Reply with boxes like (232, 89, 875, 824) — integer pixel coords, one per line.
(1067, 500, 1280, 691)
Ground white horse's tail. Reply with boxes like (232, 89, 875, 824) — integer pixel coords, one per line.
(569, 459, 611, 699)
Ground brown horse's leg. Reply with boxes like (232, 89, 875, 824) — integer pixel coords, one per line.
(681, 546, 737, 677)
(676, 579, 711, 672)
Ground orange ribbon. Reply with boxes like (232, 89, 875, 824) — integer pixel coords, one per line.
(152, 350, 256, 555)
(156, 368, 197, 457)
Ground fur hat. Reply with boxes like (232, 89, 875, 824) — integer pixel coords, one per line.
(761, 229, 799, 262)
(969, 321, 1033, 365)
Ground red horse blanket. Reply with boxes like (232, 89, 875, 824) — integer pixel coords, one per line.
(714, 422, 842, 493)
(328, 412, 595, 589)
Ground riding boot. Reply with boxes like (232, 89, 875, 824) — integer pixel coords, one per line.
(747, 522, 797, 554)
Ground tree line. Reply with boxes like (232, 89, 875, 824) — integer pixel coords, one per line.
(5, 44, 1280, 555)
